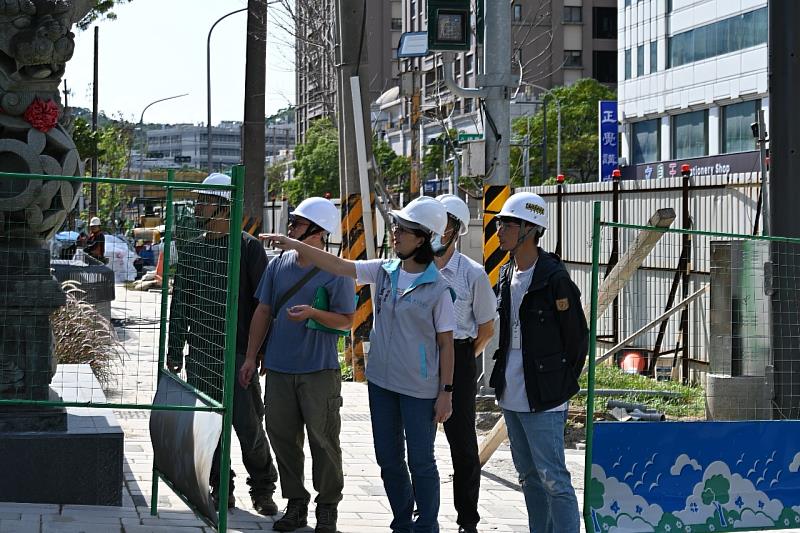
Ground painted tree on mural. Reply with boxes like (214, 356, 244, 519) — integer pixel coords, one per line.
(702, 475, 731, 528)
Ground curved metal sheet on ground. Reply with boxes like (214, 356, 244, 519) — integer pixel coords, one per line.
(150, 373, 222, 526)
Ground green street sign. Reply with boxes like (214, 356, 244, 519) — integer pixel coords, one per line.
(427, 0, 471, 52)
(458, 132, 483, 142)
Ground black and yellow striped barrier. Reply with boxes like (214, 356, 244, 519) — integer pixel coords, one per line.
(341, 193, 372, 382)
(483, 184, 510, 287)
(241, 215, 262, 236)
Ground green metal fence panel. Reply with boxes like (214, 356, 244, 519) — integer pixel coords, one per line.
(582, 203, 800, 533)
(0, 169, 243, 532)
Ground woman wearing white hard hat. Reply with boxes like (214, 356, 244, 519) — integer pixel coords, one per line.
(490, 191, 588, 533)
(262, 195, 455, 533)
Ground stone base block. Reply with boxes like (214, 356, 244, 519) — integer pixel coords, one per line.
(0, 365, 123, 505)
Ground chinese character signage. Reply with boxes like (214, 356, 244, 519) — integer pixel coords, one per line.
(598, 100, 618, 182)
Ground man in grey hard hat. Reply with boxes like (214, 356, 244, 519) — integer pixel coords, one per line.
(434, 194, 496, 533)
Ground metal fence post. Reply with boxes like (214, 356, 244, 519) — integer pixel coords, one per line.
(151, 168, 175, 516)
(216, 165, 244, 532)
(583, 201, 602, 531)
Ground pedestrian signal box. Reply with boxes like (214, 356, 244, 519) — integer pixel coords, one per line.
(427, 0, 471, 51)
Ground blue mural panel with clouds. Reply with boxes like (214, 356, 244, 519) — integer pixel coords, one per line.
(588, 421, 800, 532)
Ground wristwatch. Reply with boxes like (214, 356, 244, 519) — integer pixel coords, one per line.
(441, 384, 454, 393)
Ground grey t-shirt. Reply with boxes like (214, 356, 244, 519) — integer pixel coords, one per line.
(256, 250, 356, 373)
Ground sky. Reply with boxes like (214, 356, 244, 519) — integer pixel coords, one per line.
(64, 0, 296, 126)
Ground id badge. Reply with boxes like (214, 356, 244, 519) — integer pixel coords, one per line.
(511, 322, 521, 350)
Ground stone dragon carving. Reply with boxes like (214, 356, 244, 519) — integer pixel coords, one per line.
(0, 0, 94, 401)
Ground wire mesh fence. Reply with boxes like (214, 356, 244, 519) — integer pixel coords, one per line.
(582, 201, 800, 533)
(0, 169, 243, 531)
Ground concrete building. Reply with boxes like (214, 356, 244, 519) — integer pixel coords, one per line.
(618, 0, 768, 179)
(380, 0, 617, 158)
(140, 114, 296, 173)
(295, 0, 402, 142)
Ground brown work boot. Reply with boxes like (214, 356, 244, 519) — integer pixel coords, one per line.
(314, 503, 338, 533)
(273, 499, 309, 531)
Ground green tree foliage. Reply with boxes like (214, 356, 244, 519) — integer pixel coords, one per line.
(422, 129, 458, 180)
(72, 118, 135, 231)
(77, 0, 134, 30)
(373, 137, 411, 194)
(511, 78, 615, 185)
(287, 118, 339, 205)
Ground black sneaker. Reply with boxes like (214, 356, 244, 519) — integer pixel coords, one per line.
(273, 499, 309, 531)
(251, 490, 279, 516)
(314, 504, 338, 533)
(458, 526, 479, 533)
(210, 484, 235, 509)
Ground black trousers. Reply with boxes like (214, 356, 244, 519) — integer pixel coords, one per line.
(208, 353, 278, 497)
(443, 340, 481, 528)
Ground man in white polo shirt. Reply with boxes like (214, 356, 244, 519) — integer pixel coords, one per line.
(434, 194, 496, 533)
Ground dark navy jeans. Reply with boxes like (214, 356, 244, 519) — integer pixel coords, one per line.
(368, 382, 440, 533)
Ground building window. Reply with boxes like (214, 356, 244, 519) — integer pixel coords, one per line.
(637, 45, 644, 76)
(391, 17, 402, 31)
(625, 49, 631, 80)
(667, 7, 767, 68)
(564, 50, 582, 68)
(632, 119, 660, 164)
(513, 3, 522, 21)
(650, 41, 657, 73)
(593, 51, 617, 83)
(625, 0, 631, 7)
(563, 6, 582, 24)
(722, 100, 758, 153)
(593, 7, 616, 39)
(672, 110, 708, 159)
(464, 99, 473, 113)
(465, 54, 473, 73)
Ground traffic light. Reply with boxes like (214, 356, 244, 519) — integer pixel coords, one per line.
(427, 0, 471, 51)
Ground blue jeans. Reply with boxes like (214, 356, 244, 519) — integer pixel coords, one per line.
(503, 408, 580, 533)
(368, 382, 440, 533)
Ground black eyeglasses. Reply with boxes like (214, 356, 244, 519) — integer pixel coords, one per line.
(494, 219, 521, 230)
(288, 217, 310, 229)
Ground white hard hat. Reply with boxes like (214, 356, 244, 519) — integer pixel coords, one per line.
(496, 192, 548, 229)
(391, 196, 448, 236)
(290, 197, 339, 234)
(89, 217, 101, 227)
(435, 194, 470, 236)
(193, 173, 231, 201)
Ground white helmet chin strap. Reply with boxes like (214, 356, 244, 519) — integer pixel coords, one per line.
(510, 222, 538, 256)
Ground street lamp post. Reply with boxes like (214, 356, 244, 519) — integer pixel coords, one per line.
(137, 93, 189, 198)
(207, 8, 247, 173)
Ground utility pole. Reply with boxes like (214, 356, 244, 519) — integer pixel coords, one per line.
(768, 0, 800, 419)
(410, 73, 421, 198)
(442, 0, 511, 286)
(335, 0, 375, 382)
(90, 26, 99, 217)
(242, 0, 267, 230)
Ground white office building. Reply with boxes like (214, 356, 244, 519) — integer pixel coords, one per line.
(618, 0, 768, 179)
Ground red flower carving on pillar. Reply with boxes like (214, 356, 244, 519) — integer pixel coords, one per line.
(24, 99, 60, 132)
